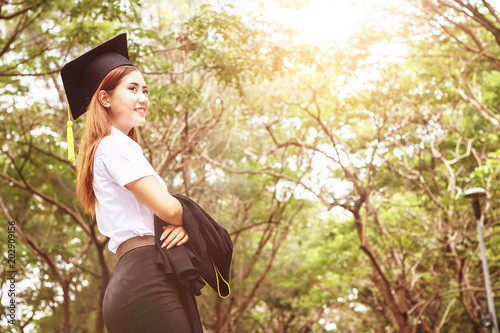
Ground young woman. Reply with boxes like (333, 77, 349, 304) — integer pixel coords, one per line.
(61, 34, 200, 332)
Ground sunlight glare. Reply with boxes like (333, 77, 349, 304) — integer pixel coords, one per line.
(231, 0, 402, 45)
(272, 0, 372, 44)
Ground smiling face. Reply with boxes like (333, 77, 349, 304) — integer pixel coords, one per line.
(98, 70, 150, 134)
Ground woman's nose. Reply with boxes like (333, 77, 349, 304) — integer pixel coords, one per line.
(138, 92, 149, 104)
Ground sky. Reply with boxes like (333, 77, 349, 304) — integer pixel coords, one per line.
(228, 0, 405, 45)
(151, 0, 409, 47)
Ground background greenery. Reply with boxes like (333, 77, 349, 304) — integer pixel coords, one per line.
(1, 0, 500, 332)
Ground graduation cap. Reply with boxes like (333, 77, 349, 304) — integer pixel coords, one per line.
(60, 33, 133, 161)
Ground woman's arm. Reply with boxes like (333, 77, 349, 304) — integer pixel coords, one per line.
(126, 176, 188, 248)
(125, 175, 183, 225)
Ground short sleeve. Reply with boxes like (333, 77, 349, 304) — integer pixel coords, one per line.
(95, 137, 156, 188)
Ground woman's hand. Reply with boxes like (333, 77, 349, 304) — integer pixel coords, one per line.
(160, 225, 189, 249)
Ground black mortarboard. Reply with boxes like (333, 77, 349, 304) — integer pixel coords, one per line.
(61, 33, 133, 120)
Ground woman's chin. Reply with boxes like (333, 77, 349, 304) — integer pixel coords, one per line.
(135, 118, 147, 127)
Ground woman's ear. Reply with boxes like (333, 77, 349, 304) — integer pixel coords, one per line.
(97, 90, 110, 108)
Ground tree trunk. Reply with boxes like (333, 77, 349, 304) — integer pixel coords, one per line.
(353, 209, 411, 332)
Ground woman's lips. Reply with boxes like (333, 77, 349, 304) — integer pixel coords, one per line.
(135, 108, 146, 115)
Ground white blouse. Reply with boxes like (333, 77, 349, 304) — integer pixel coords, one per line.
(93, 126, 168, 253)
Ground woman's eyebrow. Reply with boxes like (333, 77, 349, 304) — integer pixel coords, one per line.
(127, 82, 148, 89)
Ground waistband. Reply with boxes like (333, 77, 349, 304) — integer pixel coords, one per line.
(116, 235, 156, 261)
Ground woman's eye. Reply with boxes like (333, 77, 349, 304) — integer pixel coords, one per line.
(129, 86, 137, 92)
(143, 90, 149, 96)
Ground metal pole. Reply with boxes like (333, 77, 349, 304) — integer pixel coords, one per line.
(465, 188, 499, 333)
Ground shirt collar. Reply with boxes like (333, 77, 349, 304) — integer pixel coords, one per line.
(110, 126, 140, 147)
(110, 126, 130, 138)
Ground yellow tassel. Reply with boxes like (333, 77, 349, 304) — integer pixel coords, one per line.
(198, 257, 231, 298)
(211, 257, 231, 298)
(67, 103, 75, 162)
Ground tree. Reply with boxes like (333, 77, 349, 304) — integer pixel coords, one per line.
(1, 1, 304, 331)
(214, 1, 500, 329)
(408, 0, 500, 126)
(2, 0, 500, 332)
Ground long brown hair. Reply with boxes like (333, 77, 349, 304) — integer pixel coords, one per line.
(76, 65, 139, 213)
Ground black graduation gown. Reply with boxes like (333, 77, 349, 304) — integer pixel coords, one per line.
(154, 194, 233, 332)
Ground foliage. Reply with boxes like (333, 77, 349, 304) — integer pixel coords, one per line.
(1, 0, 500, 332)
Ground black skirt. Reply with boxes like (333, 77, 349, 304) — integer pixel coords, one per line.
(103, 245, 194, 333)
